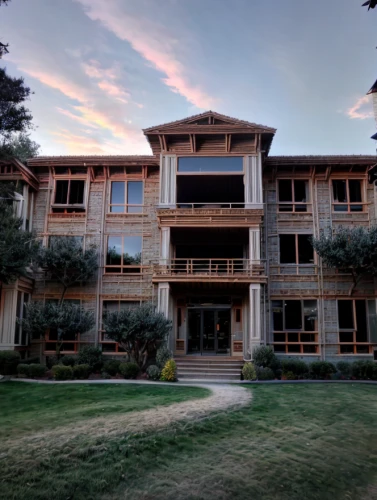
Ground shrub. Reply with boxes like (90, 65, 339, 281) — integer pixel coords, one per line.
(46, 355, 59, 369)
(21, 356, 40, 365)
(103, 359, 121, 376)
(17, 363, 30, 377)
(281, 359, 309, 378)
(146, 364, 161, 381)
(309, 361, 336, 380)
(253, 346, 280, 372)
(256, 367, 275, 381)
(29, 364, 47, 378)
(351, 360, 377, 380)
(282, 370, 296, 380)
(336, 361, 352, 379)
(160, 359, 177, 382)
(52, 365, 73, 381)
(101, 371, 111, 379)
(61, 356, 77, 367)
(78, 346, 103, 372)
(119, 362, 139, 379)
(73, 364, 90, 379)
(0, 350, 21, 375)
(156, 345, 173, 369)
(242, 362, 257, 381)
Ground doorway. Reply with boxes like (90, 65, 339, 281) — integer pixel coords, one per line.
(187, 308, 231, 355)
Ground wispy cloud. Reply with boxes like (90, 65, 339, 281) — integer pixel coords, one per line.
(97, 80, 129, 103)
(75, 0, 216, 109)
(346, 95, 374, 120)
(52, 130, 106, 154)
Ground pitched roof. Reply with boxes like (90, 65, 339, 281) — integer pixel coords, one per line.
(143, 110, 276, 133)
(266, 155, 377, 166)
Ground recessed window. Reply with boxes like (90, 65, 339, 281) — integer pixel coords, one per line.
(178, 157, 243, 173)
(338, 300, 376, 354)
(53, 179, 85, 213)
(110, 181, 143, 213)
(272, 300, 318, 354)
(332, 180, 363, 212)
(105, 235, 142, 273)
(279, 234, 314, 265)
(278, 179, 310, 212)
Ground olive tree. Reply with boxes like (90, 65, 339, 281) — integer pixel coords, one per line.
(103, 303, 172, 369)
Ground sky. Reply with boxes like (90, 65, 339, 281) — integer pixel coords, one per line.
(1, 0, 377, 157)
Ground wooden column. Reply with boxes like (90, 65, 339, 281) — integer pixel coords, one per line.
(159, 155, 176, 208)
(0, 285, 17, 347)
(244, 153, 263, 209)
(160, 227, 171, 265)
(249, 284, 261, 355)
(157, 282, 173, 350)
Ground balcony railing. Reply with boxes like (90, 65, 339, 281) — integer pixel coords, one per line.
(175, 202, 245, 210)
(154, 258, 265, 279)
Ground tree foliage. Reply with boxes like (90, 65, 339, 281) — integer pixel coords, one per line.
(0, 133, 40, 162)
(0, 0, 10, 58)
(37, 237, 98, 302)
(0, 182, 39, 284)
(312, 226, 377, 293)
(103, 303, 172, 369)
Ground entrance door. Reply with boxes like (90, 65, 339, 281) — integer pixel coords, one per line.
(187, 309, 231, 355)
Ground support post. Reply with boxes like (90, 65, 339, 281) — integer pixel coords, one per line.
(249, 227, 261, 262)
(244, 153, 263, 209)
(249, 284, 261, 356)
(160, 227, 171, 266)
(159, 155, 176, 208)
(157, 283, 173, 350)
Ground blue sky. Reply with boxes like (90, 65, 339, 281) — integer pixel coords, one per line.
(1, 0, 376, 156)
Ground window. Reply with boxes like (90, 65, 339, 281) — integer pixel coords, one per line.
(101, 300, 141, 352)
(14, 292, 30, 346)
(279, 234, 314, 264)
(338, 300, 376, 354)
(278, 179, 310, 212)
(272, 300, 318, 354)
(178, 157, 243, 173)
(105, 235, 142, 273)
(332, 180, 363, 212)
(44, 299, 81, 353)
(53, 179, 85, 213)
(110, 181, 143, 213)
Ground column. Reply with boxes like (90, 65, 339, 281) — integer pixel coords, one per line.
(249, 284, 261, 356)
(249, 227, 261, 262)
(244, 153, 263, 209)
(159, 155, 176, 208)
(157, 282, 174, 350)
(160, 227, 171, 265)
(0, 286, 18, 347)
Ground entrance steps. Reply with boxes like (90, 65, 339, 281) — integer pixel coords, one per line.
(175, 356, 243, 381)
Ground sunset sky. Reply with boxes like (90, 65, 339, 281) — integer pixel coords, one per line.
(1, 0, 376, 156)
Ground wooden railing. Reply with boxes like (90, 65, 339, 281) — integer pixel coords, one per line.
(154, 259, 265, 277)
(175, 202, 246, 210)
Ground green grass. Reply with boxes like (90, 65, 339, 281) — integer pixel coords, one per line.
(0, 382, 209, 439)
(2, 383, 377, 500)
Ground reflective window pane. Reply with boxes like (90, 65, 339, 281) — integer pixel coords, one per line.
(111, 182, 125, 213)
(123, 236, 142, 264)
(107, 236, 122, 266)
(178, 157, 243, 173)
(127, 181, 143, 213)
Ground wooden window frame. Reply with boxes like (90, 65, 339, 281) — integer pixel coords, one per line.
(277, 178, 312, 213)
(108, 180, 144, 214)
(51, 178, 87, 213)
(104, 235, 143, 274)
(331, 178, 366, 214)
(278, 233, 315, 265)
(272, 299, 319, 355)
(337, 299, 373, 355)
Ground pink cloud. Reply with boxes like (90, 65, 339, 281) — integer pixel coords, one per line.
(53, 130, 107, 154)
(56, 107, 99, 128)
(82, 59, 119, 80)
(75, 0, 217, 109)
(97, 80, 130, 103)
(346, 96, 374, 120)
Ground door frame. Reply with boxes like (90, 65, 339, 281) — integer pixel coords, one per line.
(186, 306, 231, 355)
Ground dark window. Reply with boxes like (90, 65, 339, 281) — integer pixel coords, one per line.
(279, 234, 313, 264)
(279, 235, 296, 263)
(298, 235, 313, 264)
(285, 301, 302, 330)
(333, 179, 363, 212)
(54, 180, 69, 204)
(235, 308, 242, 323)
(178, 157, 243, 173)
(338, 300, 373, 354)
(54, 180, 85, 206)
(338, 300, 354, 329)
(355, 300, 368, 343)
(278, 179, 309, 212)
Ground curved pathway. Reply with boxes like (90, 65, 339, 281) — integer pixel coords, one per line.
(4, 383, 252, 454)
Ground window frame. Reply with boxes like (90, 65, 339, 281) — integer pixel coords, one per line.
(277, 178, 311, 213)
(271, 299, 319, 355)
(331, 178, 366, 213)
(337, 299, 375, 355)
(104, 235, 143, 274)
(278, 233, 315, 266)
(52, 178, 87, 213)
(108, 180, 144, 213)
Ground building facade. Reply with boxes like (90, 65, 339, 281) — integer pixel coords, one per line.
(1, 111, 377, 364)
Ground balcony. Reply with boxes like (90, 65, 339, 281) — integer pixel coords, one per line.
(152, 258, 266, 283)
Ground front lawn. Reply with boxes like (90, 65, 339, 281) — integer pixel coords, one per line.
(1, 383, 377, 500)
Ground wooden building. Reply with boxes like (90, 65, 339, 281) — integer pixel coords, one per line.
(1, 111, 377, 374)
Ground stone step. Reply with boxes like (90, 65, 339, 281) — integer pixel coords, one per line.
(178, 371, 241, 381)
(176, 364, 242, 371)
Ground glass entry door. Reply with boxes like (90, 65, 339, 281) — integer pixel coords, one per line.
(187, 308, 230, 355)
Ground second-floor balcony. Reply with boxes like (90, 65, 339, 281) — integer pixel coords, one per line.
(153, 258, 266, 283)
